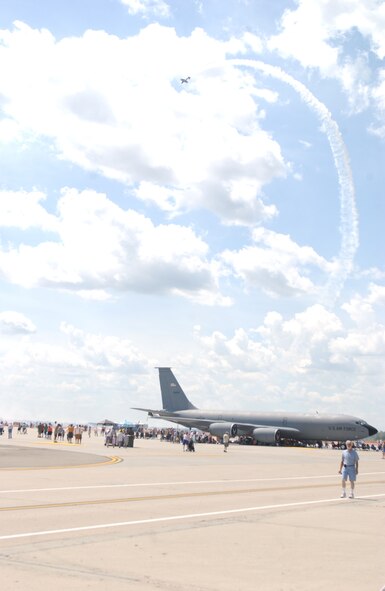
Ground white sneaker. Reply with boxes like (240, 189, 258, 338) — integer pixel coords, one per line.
(340, 492, 346, 498)
(349, 492, 354, 499)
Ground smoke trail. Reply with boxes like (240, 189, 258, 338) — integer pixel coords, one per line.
(230, 59, 359, 306)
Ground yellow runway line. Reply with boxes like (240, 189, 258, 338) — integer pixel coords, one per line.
(0, 455, 122, 471)
(1, 478, 385, 512)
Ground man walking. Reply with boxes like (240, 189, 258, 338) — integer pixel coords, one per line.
(338, 440, 359, 499)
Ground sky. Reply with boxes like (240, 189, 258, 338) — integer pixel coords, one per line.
(0, 0, 384, 429)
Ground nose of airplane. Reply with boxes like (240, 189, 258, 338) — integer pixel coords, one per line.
(367, 424, 378, 437)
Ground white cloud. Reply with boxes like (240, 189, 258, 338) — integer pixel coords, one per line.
(339, 55, 371, 113)
(256, 304, 343, 372)
(268, 0, 385, 112)
(229, 59, 358, 305)
(0, 187, 228, 304)
(120, 0, 171, 18)
(329, 327, 385, 365)
(270, 0, 385, 65)
(0, 311, 36, 334)
(60, 322, 150, 370)
(190, 302, 383, 423)
(0, 22, 288, 226)
(0, 118, 22, 143)
(241, 32, 264, 55)
(220, 228, 332, 297)
(0, 190, 58, 231)
(0, 323, 152, 421)
(1, 302, 384, 425)
(371, 70, 385, 137)
(342, 295, 376, 328)
(341, 283, 385, 327)
(268, 1, 340, 74)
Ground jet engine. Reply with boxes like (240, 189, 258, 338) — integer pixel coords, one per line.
(208, 422, 238, 438)
(252, 427, 281, 444)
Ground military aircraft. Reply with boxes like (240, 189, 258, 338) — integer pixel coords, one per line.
(180, 76, 191, 83)
(134, 367, 378, 444)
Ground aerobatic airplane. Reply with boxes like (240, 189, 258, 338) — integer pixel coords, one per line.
(134, 368, 377, 444)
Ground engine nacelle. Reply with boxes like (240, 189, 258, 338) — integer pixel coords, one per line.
(208, 422, 238, 438)
(252, 427, 281, 444)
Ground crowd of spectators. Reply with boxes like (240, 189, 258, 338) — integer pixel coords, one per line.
(0, 420, 383, 454)
(134, 427, 218, 444)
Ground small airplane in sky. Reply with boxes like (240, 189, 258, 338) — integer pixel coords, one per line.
(180, 76, 191, 84)
(134, 368, 378, 444)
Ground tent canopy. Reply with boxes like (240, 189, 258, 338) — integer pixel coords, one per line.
(97, 419, 117, 426)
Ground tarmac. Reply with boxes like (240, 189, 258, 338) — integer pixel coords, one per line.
(0, 430, 384, 591)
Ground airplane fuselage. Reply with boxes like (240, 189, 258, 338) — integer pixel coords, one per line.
(159, 409, 373, 441)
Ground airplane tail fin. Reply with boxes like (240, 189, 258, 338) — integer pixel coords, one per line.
(158, 367, 197, 412)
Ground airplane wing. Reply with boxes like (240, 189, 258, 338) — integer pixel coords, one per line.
(138, 413, 213, 429)
(131, 407, 165, 416)
(145, 414, 300, 438)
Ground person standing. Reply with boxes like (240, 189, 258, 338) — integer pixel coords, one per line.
(223, 432, 229, 452)
(338, 440, 359, 499)
(188, 431, 195, 452)
(67, 424, 74, 443)
(74, 425, 82, 444)
(182, 432, 189, 451)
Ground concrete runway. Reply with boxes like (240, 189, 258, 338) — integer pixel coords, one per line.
(0, 431, 384, 591)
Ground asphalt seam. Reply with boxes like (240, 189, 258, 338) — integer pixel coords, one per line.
(1, 492, 385, 542)
(1, 479, 384, 512)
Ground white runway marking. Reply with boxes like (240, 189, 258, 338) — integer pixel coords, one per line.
(0, 471, 384, 494)
(1, 492, 384, 541)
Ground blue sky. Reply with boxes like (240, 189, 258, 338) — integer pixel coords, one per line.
(0, 0, 384, 429)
